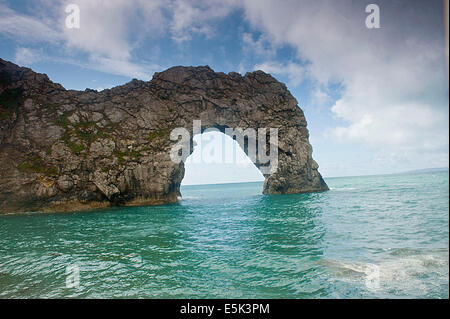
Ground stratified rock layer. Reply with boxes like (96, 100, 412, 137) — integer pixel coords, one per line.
(0, 59, 328, 214)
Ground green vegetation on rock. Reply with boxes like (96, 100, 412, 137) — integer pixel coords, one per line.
(113, 149, 143, 165)
(17, 155, 58, 175)
(56, 113, 113, 155)
(148, 128, 170, 142)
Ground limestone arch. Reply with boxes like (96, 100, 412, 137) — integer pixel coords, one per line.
(0, 60, 328, 213)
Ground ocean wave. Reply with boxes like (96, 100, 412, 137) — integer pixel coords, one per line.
(179, 196, 200, 200)
(318, 249, 449, 296)
(329, 187, 357, 191)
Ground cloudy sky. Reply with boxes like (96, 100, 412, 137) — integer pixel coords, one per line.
(0, 0, 448, 184)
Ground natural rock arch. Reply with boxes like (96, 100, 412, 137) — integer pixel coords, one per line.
(182, 129, 266, 186)
(0, 59, 328, 214)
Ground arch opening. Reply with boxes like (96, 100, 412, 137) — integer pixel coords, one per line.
(181, 130, 265, 188)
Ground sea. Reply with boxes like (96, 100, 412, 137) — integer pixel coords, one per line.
(0, 170, 448, 298)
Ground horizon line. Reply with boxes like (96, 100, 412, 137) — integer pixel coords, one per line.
(181, 166, 449, 186)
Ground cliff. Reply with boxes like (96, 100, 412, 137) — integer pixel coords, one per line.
(0, 58, 328, 214)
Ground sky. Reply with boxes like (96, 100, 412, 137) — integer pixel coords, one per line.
(0, 0, 448, 185)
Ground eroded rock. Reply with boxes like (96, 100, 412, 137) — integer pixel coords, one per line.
(0, 58, 328, 214)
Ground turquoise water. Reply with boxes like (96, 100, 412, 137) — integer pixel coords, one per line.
(0, 171, 448, 298)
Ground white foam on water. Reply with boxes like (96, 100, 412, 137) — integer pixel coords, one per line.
(329, 187, 357, 191)
(179, 196, 200, 200)
(319, 249, 449, 296)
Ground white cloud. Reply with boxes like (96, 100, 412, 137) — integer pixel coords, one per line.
(168, 0, 239, 42)
(0, 0, 239, 77)
(241, 32, 276, 57)
(242, 0, 449, 165)
(0, 3, 62, 43)
(310, 86, 333, 108)
(57, 0, 167, 77)
(14, 47, 41, 66)
(85, 56, 159, 80)
(1, 0, 166, 78)
(58, 0, 166, 60)
(254, 61, 308, 87)
(1, 0, 447, 172)
(61, 1, 134, 60)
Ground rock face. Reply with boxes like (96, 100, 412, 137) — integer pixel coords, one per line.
(0, 58, 328, 214)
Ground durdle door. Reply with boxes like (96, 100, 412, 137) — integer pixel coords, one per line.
(0, 59, 328, 214)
